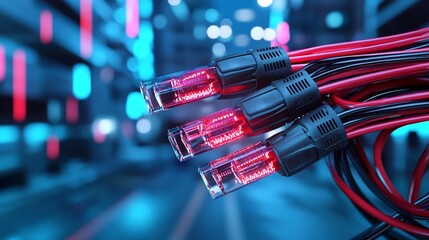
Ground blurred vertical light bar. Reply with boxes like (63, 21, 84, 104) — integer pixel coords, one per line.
(48, 99, 62, 123)
(80, 0, 93, 57)
(276, 21, 290, 46)
(73, 63, 91, 99)
(269, 0, 289, 48)
(40, 10, 53, 44)
(0, 45, 5, 81)
(126, 0, 139, 38)
(132, 0, 154, 82)
(126, 92, 148, 119)
(66, 97, 79, 123)
(47, 135, 60, 160)
(13, 50, 26, 122)
(136, 22, 155, 81)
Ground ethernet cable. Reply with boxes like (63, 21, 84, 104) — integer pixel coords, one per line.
(141, 28, 429, 113)
(168, 50, 429, 161)
(199, 102, 429, 200)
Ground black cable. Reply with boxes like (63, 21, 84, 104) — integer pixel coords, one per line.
(304, 51, 429, 81)
(312, 53, 429, 81)
(332, 150, 412, 240)
(327, 144, 427, 239)
(338, 101, 429, 128)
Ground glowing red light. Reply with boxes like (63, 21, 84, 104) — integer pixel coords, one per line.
(168, 108, 251, 161)
(205, 110, 247, 148)
(66, 97, 79, 123)
(0, 45, 5, 81)
(276, 21, 290, 45)
(47, 135, 60, 160)
(235, 150, 279, 184)
(199, 142, 280, 198)
(142, 67, 221, 112)
(80, 0, 93, 57)
(126, 0, 139, 38)
(13, 50, 26, 122)
(40, 10, 53, 44)
(172, 69, 219, 103)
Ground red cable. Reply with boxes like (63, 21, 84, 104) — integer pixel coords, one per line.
(290, 34, 429, 63)
(316, 64, 401, 85)
(288, 27, 429, 57)
(347, 115, 429, 139)
(291, 64, 306, 72)
(347, 115, 429, 218)
(373, 129, 404, 199)
(319, 62, 429, 94)
(408, 144, 429, 203)
(329, 160, 429, 237)
(344, 109, 429, 133)
(317, 57, 429, 86)
(350, 128, 429, 220)
(331, 91, 429, 109)
(347, 78, 428, 102)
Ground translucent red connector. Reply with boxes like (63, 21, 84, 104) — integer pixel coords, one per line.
(199, 142, 280, 199)
(168, 108, 252, 161)
(141, 67, 221, 113)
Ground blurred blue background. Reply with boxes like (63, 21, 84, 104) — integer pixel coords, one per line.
(0, 0, 428, 239)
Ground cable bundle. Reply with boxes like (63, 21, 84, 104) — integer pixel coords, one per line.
(142, 28, 429, 238)
(141, 27, 429, 113)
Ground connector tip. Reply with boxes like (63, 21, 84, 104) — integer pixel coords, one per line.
(168, 127, 193, 161)
(140, 82, 163, 113)
(198, 165, 223, 199)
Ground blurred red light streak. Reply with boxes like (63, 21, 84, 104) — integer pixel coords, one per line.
(40, 10, 53, 44)
(13, 50, 26, 122)
(0, 45, 5, 81)
(47, 135, 60, 160)
(126, 0, 140, 38)
(66, 97, 79, 123)
(80, 0, 93, 57)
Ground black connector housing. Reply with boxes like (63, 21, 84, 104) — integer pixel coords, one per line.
(213, 47, 291, 97)
(237, 70, 322, 135)
(268, 104, 348, 176)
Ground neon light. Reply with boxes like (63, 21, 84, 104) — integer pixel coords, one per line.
(140, 0, 153, 18)
(66, 97, 79, 123)
(206, 111, 246, 148)
(40, 10, 53, 44)
(172, 69, 218, 103)
(276, 21, 290, 45)
(91, 119, 116, 144)
(47, 135, 60, 160)
(142, 67, 221, 112)
(199, 142, 280, 199)
(126, 0, 139, 38)
(13, 50, 26, 122)
(80, 0, 93, 57)
(0, 126, 19, 144)
(0, 45, 5, 81)
(24, 123, 50, 146)
(126, 92, 148, 119)
(73, 63, 91, 99)
(236, 151, 278, 184)
(168, 108, 251, 161)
